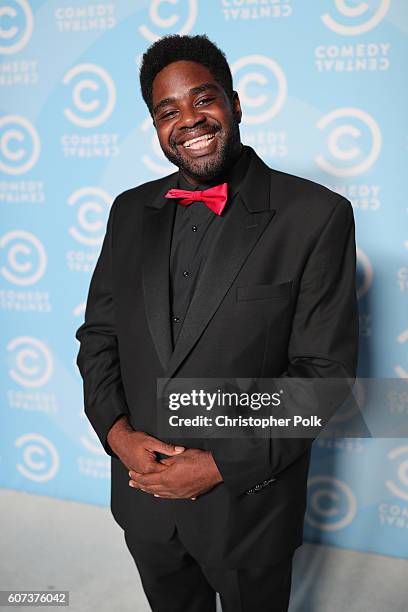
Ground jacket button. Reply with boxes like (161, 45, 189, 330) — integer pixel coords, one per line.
(172, 316, 180, 323)
(192, 225, 198, 231)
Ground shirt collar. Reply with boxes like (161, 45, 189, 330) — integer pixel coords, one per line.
(176, 145, 250, 198)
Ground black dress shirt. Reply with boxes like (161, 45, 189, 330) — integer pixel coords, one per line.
(169, 145, 250, 348)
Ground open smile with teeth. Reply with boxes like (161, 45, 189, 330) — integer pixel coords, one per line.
(182, 132, 217, 150)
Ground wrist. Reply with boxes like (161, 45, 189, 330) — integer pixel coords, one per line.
(107, 415, 133, 453)
(206, 451, 223, 485)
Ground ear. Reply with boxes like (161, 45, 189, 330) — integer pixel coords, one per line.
(231, 90, 242, 124)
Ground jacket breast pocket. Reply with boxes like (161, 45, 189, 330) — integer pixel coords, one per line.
(236, 281, 292, 302)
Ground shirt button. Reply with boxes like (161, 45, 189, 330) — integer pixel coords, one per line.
(172, 316, 180, 323)
(182, 270, 189, 277)
(191, 225, 198, 232)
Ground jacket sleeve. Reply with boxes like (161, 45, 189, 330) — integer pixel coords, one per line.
(208, 196, 359, 496)
(75, 195, 129, 458)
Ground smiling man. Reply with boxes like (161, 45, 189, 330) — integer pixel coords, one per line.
(149, 63, 241, 182)
(75, 34, 359, 612)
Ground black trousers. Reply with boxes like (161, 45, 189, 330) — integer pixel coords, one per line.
(123, 526, 293, 612)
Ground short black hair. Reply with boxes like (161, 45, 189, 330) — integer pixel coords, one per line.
(139, 34, 234, 115)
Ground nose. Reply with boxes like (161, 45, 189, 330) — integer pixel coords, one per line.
(177, 103, 206, 129)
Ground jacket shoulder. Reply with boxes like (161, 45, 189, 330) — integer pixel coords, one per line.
(272, 165, 348, 204)
(246, 146, 352, 218)
(262, 163, 353, 225)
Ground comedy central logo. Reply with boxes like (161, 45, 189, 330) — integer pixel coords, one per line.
(0, 0, 33, 54)
(231, 55, 287, 126)
(0, 229, 47, 285)
(15, 433, 59, 482)
(322, 0, 390, 36)
(0, 115, 40, 175)
(62, 63, 116, 128)
(306, 476, 357, 531)
(139, 0, 198, 42)
(7, 336, 53, 388)
(68, 187, 112, 246)
(385, 446, 408, 502)
(316, 108, 381, 177)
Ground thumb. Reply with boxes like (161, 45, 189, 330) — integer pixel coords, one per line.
(159, 457, 175, 466)
(147, 437, 185, 455)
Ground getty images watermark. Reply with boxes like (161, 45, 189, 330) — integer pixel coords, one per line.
(155, 378, 408, 439)
(167, 387, 322, 428)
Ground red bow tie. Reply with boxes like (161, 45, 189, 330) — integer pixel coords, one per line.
(164, 182, 228, 216)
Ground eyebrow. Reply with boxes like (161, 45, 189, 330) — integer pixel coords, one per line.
(152, 83, 220, 116)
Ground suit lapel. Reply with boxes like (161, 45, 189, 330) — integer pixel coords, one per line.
(165, 147, 276, 379)
(141, 173, 178, 372)
(142, 147, 277, 378)
(164, 198, 275, 379)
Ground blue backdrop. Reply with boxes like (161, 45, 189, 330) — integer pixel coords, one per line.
(1, 0, 407, 559)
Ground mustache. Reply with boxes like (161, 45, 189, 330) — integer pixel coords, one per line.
(170, 124, 221, 148)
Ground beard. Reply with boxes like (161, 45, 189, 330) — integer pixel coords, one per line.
(160, 115, 241, 182)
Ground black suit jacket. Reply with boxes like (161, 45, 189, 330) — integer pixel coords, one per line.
(75, 145, 359, 568)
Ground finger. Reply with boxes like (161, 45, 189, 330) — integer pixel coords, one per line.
(129, 482, 175, 497)
(129, 469, 166, 481)
(158, 457, 176, 466)
(145, 436, 185, 455)
(132, 472, 166, 487)
(128, 479, 146, 491)
(128, 479, 182, 497)
(128, 471, 142, 479)
(129, 477, 164, 491)
(128, 480, 161, 495)
(152, 491, 191, 499)
(129, 479, 197, 500)
(152, 492, 180, 498)
(137, 462, 168, 474)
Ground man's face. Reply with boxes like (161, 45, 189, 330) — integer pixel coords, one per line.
(151, 60, 242, 184)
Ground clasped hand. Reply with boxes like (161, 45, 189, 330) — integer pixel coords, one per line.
(120, 431, 223, 500)
(129, 447, 223, 499)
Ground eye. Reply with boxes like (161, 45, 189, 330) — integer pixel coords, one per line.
(196, 97, 215, 106)
(159, 110, 178, 120)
